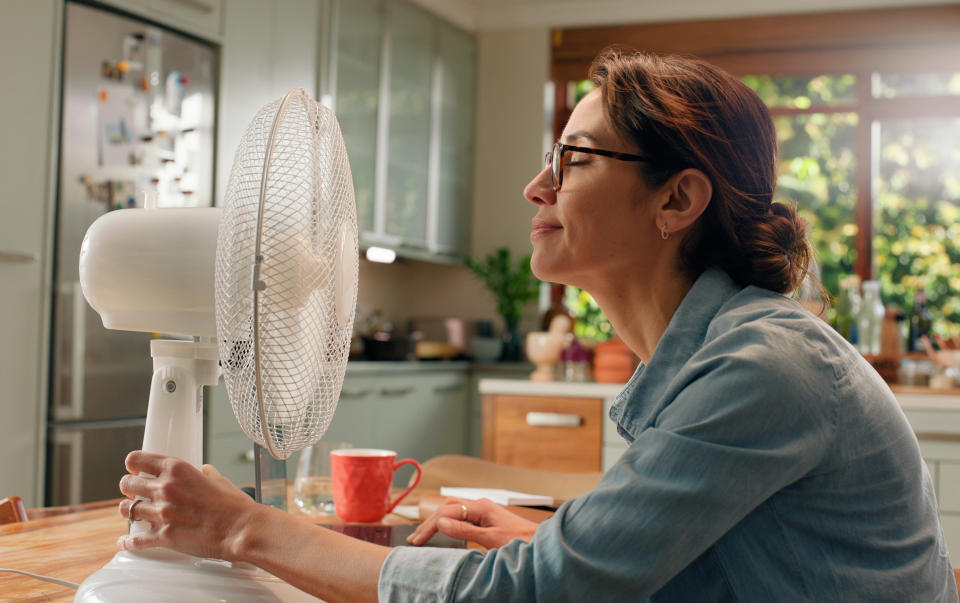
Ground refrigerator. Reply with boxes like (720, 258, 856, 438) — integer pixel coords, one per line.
(48, 1, 217, 506)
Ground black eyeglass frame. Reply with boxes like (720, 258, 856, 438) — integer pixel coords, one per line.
(545, 141, 652, 192)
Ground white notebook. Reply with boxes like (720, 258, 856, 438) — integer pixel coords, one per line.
(440, 487, 554, 507)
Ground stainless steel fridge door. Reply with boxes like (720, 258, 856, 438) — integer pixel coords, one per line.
(48, 419, 146, 506)
(52, 2, 217, 423)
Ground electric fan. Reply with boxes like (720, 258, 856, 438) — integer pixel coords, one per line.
(74, 89, 358, 601)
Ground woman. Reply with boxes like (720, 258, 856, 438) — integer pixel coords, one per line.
(118, 50, 955, 601)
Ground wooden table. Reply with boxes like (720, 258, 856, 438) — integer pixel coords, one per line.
(0, 496, 413, 601)
(0, 490, 551, 601)
(0, 503, 126, 601)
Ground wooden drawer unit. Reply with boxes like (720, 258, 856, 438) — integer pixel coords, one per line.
(483, 394, 603, 472)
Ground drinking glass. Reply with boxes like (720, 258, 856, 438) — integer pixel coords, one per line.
(293, 441, 351, 514)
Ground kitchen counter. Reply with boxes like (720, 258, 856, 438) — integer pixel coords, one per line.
(479, 378, 960, 411)
(346, 360, 532, 375)
(479, 378, 624, 399)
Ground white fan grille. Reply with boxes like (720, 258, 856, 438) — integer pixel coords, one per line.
(216, 90, 357, 459)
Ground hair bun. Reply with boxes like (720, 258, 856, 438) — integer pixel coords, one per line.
(742, 202, 811, 294)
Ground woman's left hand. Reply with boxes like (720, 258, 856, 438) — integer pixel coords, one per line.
(406, 497, 539, 549)
(117, 450, 259, 561)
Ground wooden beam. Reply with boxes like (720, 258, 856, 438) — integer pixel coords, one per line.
(552, 5, 960, 64)
(553, 42, 960, 82)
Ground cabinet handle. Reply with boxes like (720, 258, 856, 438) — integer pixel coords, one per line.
(340, 388, 372, 398)
(164, 0, 215, 14)
(379, 386, 414, 397)
(432, 383, 465, 393)
(0, 250, 36, 263)
(239, 449, 255, 463)
(525, 412, 582, 428)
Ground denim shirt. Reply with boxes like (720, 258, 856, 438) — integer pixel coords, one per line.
(379, 268, 956, 602)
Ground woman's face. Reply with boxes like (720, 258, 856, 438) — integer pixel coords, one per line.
(524, 90, 660, 289)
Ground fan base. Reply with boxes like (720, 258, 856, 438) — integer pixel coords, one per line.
(76, 549, 322, 602)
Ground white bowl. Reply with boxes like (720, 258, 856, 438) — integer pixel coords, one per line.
(470, 336, 502, 362)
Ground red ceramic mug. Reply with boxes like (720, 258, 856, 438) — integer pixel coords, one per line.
(330, 449, 422, 522)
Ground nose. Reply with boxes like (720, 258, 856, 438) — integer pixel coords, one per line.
(523, 165, 556, 206)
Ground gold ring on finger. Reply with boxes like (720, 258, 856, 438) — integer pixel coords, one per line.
(459, 503, 468, 521)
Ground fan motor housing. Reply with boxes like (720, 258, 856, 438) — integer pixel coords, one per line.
(79, 206, 220, 336)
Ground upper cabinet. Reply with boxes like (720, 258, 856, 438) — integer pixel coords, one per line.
(324, 0, 477, 262)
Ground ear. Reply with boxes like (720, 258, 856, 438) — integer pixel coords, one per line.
(656, 168, 712, 236)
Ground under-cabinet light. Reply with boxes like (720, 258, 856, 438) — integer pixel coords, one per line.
(365, 246, 396, 264)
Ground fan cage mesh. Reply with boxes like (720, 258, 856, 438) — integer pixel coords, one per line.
(216, 90, 357, 459)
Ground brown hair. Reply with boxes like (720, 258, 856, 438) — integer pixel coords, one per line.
(589, 49, 814, 296)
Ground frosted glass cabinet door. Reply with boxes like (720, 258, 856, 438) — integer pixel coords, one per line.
(434, 22, 476, 254)
(334, 0, 382, 236)
(384, 0, 433, 245)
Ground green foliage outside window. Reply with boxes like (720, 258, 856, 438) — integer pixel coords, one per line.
(743, 74, 960, 335)
(564, 286, 613, 342)
(874, 118, 960, 335)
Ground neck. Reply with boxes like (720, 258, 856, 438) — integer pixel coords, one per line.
(587, 260, 696, 364)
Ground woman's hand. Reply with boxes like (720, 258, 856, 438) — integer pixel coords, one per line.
(407, 497, 539, 550)
(117, 450, 259, 561)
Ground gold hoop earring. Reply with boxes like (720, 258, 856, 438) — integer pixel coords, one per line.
(660, 225, 669, 240)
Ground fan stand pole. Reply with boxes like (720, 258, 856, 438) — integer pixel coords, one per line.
(254, 443, 288, 510)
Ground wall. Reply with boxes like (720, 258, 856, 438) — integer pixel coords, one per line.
(0, 0, 61, 508)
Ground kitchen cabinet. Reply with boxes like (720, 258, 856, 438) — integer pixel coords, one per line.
(206, 364, 470, 486)
(484, 394, 604, 472)
(479, 380, 628, 473)
(467, 364, 533, 457)
(324, 0, 477, 262)
(330, 0, 381, 236)
(897, 390, 960, 557)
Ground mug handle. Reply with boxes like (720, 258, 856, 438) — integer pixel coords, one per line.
(386, 458, 422, 514)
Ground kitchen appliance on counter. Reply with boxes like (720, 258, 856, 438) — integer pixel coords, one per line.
(47, 2, 216, 506)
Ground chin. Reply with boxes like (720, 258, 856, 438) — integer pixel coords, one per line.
(530, 251, 572, 287)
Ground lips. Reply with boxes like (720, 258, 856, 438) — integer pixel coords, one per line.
(530, 218, 562, 240)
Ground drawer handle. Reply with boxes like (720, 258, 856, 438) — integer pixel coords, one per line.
(380, 386, 414, 396)
(432, 383, 465, 393)
(525, 412, 581, 427)
(0, 250, 36, 263)
(340, 388, 371, 398)
(240, 449, 255, 463)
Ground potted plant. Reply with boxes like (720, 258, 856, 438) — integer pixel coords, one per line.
(465, 247, 540, 361)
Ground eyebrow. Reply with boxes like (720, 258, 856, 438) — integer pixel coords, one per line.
(562, 130, 600, 145)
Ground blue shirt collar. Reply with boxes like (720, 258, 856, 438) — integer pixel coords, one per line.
(609, 267, 743, 443)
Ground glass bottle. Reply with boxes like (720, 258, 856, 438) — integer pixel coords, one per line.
(832, 275, 861, 343)
(541, 283, 574, 333)
(857, 281, 885, 355)
(907, 290, 933, 353)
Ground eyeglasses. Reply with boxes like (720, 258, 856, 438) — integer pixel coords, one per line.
(544, 141, 651, 192)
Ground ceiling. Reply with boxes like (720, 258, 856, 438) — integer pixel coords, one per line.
(409, 0, 960, 31)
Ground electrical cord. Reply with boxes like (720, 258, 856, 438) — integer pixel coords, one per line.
(0, 567, 79, 588)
